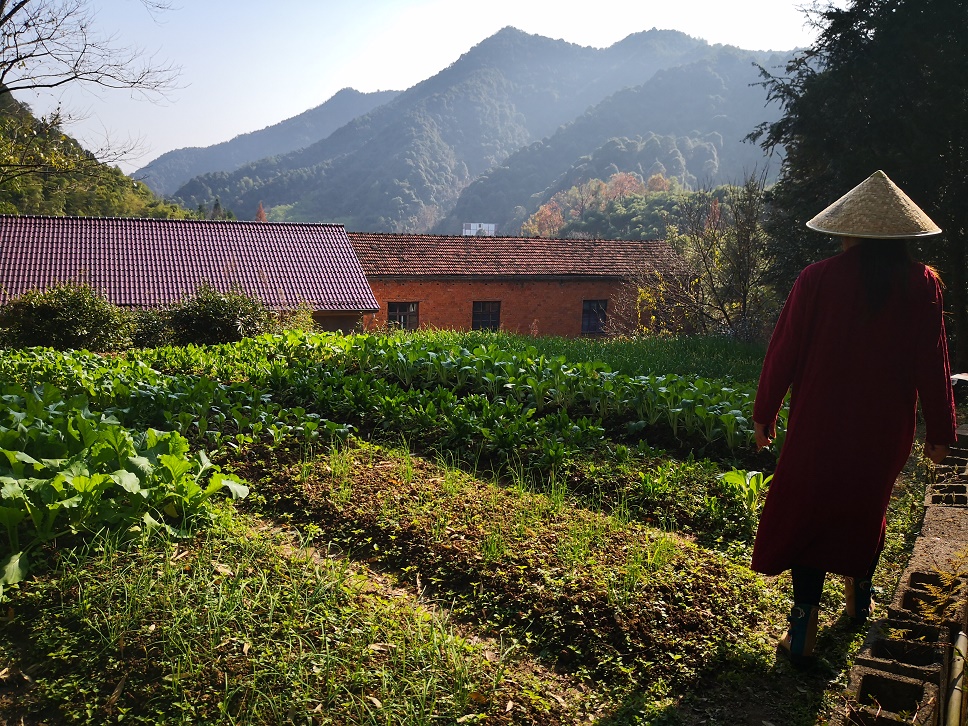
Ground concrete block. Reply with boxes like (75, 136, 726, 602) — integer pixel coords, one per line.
(844, 666, 939, 725)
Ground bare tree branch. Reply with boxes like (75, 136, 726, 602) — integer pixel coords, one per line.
(1, 1, 179, 96)
(0, 0, 180, 184)
(662, 172, 776, 341)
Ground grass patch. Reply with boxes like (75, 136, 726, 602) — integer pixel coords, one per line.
(0, 508, 592, 725)
(0, 434, 936, 725)
(227, 439, 776, 709)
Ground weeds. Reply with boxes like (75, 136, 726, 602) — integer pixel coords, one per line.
(1, 510, 543, 725)
(327, 444, 354, 506)
(918, 548, 968, 624)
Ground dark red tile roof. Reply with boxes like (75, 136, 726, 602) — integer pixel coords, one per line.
(348, 233, 688, 279)
(0, 216, 378, 312)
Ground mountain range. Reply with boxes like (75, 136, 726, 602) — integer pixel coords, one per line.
(137, 27, 792, 235)
(136, 88, 400, 197)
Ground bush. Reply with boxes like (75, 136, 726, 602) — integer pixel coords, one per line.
(0, 283, 132, 351)
(272, 303, 317, 334)
(128, 308, 172, 348)
(165, 285, 272, 346)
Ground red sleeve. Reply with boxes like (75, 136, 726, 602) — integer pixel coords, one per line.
(917, 272, 957, 446)
(753, 270, 811, 430)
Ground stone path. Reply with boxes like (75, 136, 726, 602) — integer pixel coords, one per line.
(832, 427, 968, 725)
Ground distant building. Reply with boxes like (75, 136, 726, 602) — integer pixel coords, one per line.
(462, 223, 496, 237)
(0, 216, 378, 331)
(348, 232, 688, 337)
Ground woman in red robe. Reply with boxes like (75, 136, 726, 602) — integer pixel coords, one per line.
(751, 170, 957, 665)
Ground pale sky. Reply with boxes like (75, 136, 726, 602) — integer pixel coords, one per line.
(22, 0, 821, 174)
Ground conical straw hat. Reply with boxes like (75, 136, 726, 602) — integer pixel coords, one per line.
(806, 170, 941, 238)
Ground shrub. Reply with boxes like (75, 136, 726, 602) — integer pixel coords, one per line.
(272, 303, 317, 334)
(165, 284, 272, 345)
(0, 283, 132, 351)
(128, 308, 172, 348)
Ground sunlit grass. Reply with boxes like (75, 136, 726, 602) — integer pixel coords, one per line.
(295, 439, 775, 697)
(0, 509, 540, 725)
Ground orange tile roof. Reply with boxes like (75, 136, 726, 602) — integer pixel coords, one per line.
(0, 216, 378, 312)
(348, 233, 688, 279)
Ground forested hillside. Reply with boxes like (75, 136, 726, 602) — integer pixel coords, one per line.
(439, 47, 784, 233)
(136, 88, 400, 197)
(0, 94, 195, 219)
(168, 28, 784, 232)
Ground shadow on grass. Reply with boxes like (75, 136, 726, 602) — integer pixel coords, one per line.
(594, 616, 864, 726)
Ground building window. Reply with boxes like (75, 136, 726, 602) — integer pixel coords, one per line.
(472, 301, 501, 331)
(582, 299, 607, 335)
(388, 301, 418, 330)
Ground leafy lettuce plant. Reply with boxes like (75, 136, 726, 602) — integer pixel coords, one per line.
(718, 469, 773, 514)
(0, 382, 248, 594)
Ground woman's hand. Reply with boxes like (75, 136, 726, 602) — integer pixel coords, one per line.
(924, 442, 950, 464)
(754, 420, 774, 451)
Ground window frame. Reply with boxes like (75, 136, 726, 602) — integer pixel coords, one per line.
(581, 299, 608, 336)
(471, 300, 501, 331)
(387, 301, 419, 330)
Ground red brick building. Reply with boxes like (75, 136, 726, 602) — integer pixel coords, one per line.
(348, 233, 687, 337)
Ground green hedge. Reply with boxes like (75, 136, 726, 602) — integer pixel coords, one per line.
(0, 284, 132, 351)
(0, 284, 312, 350)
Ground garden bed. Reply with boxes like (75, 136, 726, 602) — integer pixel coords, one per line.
(0, 331, 938, 724)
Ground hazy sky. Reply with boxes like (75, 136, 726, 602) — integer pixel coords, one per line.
(21, 0, 822, 174)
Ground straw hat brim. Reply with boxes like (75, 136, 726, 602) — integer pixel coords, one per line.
(806, 170, 941, 238)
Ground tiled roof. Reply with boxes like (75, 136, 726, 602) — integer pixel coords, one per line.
(0, 216, 379, 312)
(348, 233, 688, 278)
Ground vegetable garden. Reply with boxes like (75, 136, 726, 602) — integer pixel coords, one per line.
(0, 331, 930, 724)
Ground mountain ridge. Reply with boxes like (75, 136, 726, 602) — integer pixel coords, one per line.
(136, 88, 400, 196)
(159, 27, 788, 233)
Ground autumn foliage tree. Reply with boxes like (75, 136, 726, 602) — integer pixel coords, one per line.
(521, 200, 565, 237)
(606, 172, 647, 201)
(522, 172, 653, 238)
(646, 173, 671, 192)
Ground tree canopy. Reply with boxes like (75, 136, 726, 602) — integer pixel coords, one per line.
(752, 0, 968, 366)
(521, 172, 686, 241)
(0, 0, 179, 186)
(0, 89, 193, 217)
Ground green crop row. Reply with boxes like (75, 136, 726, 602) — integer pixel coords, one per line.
(128, 331, 787, 456)
(1, 331, 786, 471)
(0, 331, 783, 589)
(0, 381, 249, 592)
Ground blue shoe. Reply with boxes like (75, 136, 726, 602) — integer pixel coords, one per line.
(779, 604, 819, 667)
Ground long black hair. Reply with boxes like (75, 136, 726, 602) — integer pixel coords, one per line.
(856, 239, 916, 315)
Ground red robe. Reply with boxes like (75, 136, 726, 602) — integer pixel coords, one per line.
(751, 246, 957, 577)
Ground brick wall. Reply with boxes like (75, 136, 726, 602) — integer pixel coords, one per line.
(312, 311, 365, 333)
(362, 278, 629, 337)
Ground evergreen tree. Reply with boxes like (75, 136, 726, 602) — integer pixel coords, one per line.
(208, 197, 235, 220)
(751, 0, 968, 367)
